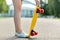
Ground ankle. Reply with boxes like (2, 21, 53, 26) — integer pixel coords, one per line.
(16, 30, 22, 33)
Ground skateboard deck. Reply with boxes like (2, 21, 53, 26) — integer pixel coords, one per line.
(28, 6, 39, 38)
(28, 5, 44, 38)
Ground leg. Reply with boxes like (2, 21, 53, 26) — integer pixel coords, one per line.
(12, 0, 28, 38)
(12, 0, 22, 33)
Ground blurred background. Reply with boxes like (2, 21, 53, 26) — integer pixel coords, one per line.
(0, 0, 60, 18)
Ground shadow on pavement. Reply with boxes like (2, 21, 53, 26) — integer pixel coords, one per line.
(6, 36, 38, 40)
(6, 36, 17, 40)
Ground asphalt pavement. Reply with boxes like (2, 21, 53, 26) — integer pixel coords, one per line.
(0, 18, 60, 40)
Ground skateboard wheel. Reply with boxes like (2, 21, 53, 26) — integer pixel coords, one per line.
(40, 9, 44, 13)
(35, 32, 38, 35)
(36, 8, 40, 13)
(31, 30, 38, 35)
(31, 32, 35, 36)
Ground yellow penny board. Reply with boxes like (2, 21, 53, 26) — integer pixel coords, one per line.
(28, 6, 39, 38)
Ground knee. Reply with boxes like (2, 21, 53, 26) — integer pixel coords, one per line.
(14, 5, 22, 12)
(17, 6, 21, 11)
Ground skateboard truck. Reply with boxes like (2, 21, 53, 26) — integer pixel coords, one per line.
(30, 30, 38, 36)
(36, 7, 44, 13)
(28, 6, 44, 38)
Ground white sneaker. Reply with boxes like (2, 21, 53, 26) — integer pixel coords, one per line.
(15, 32, 28, 38)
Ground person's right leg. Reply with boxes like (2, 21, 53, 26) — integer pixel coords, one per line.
(12, 0, 22, 33)
(12, 0, 28, 38)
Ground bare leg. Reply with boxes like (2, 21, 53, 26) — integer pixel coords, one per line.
(12, 0, 22, 33)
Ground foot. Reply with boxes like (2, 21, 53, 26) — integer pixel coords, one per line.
(15, 32, 28, 38)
